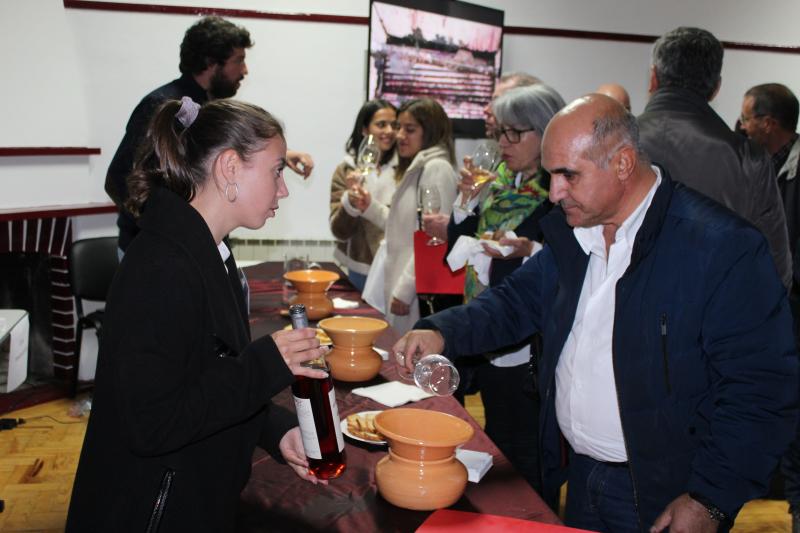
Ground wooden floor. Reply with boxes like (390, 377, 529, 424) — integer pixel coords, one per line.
(0, 394, 791, 532)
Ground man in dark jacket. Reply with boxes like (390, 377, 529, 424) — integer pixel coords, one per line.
(741, 84, 800, 263)
(394, 94, 797, 531)
(740, 82, 800, 531)
(106, 16, 314, 252)
(637, 27, 792, 289)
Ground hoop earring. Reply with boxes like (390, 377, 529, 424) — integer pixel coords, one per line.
(224, 182, 239, 203)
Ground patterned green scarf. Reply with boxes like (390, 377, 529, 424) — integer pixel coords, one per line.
(464, 162, 549, 301)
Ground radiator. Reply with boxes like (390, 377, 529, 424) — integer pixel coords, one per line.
(229, 238, 338, 266)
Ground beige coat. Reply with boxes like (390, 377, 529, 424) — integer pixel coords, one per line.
(382, 145, 457, 334)
(329, 154, 397, 275)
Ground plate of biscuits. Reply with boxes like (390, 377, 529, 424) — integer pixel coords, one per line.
(341, 411, 386, 445)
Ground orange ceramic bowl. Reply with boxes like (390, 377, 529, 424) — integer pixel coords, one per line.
(283, 269, 339, 293)
(317, 316, 388, 347)
(375, 448, 468, 510)
(375, 408, 474, 461)
(318, 316, 389, 381)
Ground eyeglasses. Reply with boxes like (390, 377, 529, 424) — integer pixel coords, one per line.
(495, 126, 536, 144)
(739, 113, 765, 125)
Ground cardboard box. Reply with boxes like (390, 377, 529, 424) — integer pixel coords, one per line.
(0, 309, 29, 393)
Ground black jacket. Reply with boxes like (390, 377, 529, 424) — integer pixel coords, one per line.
(638, 87, 792, 289)
(66, 187, 296, 532)
(105, 75, 208, 251)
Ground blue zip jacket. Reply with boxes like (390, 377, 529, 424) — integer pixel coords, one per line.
(418, 170, 798, 528)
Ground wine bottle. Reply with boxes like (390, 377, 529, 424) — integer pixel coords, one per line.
(289, 304, 346, 479)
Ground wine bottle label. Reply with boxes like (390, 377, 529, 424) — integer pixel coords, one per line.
(329, 387, 345, 452)
(293, 396, 322, 459)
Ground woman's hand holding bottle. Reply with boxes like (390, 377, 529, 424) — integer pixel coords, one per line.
(271, 328, 330, 379)
(279, 427, 328, 485)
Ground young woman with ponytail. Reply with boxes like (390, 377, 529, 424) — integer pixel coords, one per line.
(67, 98, 328, 532)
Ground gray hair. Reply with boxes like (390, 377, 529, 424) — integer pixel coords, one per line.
(492, 84, 566, 134)
(651, 27, 723, 100)
(584, 106, 647, 168)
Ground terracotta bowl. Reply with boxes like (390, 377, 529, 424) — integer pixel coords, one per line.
(284, 270, 340, 319)
(374, 408, 474, 461)
(375, 449, 467, 511)
(283, 269, 339, 293)
(318, 316, 388, 381)
(374, 409, 473, 511)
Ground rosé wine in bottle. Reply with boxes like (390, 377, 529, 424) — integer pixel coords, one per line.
(289, 304, 346, 479)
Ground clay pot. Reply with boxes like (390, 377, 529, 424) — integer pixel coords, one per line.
(375, 449, 467, 511)
(318, 316, 388, 382)
(373, 409, 474, 510)
(283, 270, 340, 320)
(374, 408, 474, 460)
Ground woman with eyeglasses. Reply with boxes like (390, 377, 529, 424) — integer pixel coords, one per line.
(329, 99, 398, 291)
(446, 83, 565, 492)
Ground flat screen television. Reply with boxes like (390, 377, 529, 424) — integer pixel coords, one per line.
(368, 0, 504, 138)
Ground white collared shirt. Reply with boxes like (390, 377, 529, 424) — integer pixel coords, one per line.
(555, 167, 662, 462)
(218, 240, 231, 272)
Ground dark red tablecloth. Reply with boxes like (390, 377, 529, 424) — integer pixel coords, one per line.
(236, 262, 559, 532)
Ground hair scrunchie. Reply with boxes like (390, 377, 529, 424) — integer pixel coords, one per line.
(175, 96, 200, 128)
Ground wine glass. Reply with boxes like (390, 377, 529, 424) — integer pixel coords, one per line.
(282, 254, 309, 304)
(469, 140, 502, 190)
(419, 186, 443, 246)
(356, 134, 380, 185)
(395, 352, 460, 397)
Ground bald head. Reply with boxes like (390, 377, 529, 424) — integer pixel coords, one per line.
(596, 83, 631, 111)
(545, 94, 642, 168)
(542, 94, 654, 231)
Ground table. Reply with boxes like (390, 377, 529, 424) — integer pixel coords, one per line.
(236, 262, 559, 532)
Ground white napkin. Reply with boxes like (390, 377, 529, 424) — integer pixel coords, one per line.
(373, 347, 389, 361)
(455, 449, 493, 483)
(332, 297, 360, 309)
(446, 231, 517, 286)
(351, 381, 433, 407)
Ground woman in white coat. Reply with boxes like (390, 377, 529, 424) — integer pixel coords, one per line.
(381, 98, 458, 334)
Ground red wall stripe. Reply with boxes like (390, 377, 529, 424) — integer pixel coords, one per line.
(0, 147, 101, 157)
(62, 0, 800, 55)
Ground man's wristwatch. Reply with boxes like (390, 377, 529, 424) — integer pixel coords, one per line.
(689, 492, 728, 523)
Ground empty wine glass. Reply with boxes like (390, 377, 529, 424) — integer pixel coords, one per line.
(468, 140, 502, 190)
(283, 254, 309, 304)
(419, 185, 443, 246)
(395, 352, 460, 397)
(356, 134, 381, 185)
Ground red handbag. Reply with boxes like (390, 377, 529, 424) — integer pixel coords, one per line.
(413, 230, 465, 295)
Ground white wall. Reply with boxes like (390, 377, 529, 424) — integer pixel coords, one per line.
(2, 0, 800, 240)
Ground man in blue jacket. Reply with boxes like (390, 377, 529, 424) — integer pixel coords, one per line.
(394, 94, 798, 532)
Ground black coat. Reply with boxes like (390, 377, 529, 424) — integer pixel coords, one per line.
(638, 87, 792, 289)
(66, 187, 296, 532)
(105, 75, 209, 251)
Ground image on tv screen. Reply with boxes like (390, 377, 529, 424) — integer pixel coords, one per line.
(368, 0, 504, 137)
